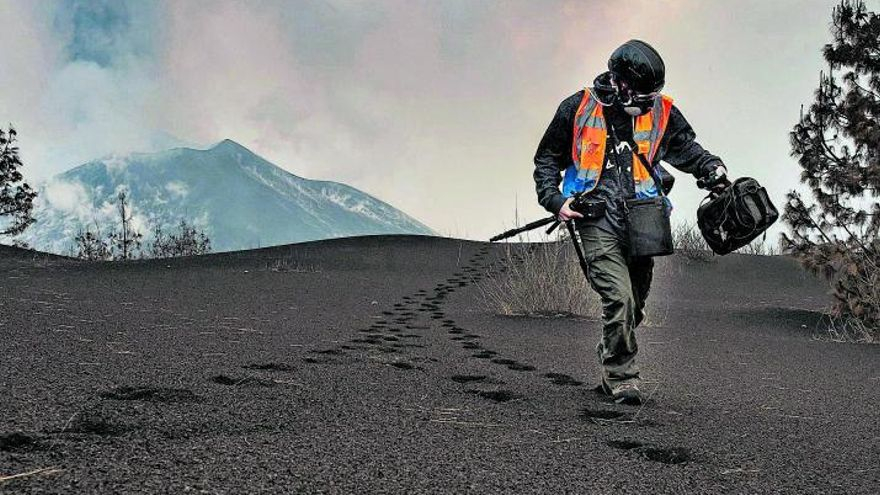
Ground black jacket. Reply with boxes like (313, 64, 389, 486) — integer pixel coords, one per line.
(533, 88, 723, 236)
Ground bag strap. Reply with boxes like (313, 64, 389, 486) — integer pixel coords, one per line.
(607, 119, 666, 199)
(732, 180, 770, 229)
(752, 187, 772, 223)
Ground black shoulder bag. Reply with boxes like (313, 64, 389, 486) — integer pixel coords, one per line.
(608, 123, 674, 258)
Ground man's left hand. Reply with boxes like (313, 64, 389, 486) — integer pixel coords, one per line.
(710, 165, 730, 193)
(697, 164, 730, 192)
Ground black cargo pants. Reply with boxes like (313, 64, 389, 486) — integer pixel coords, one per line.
(575, 222, 653, 388)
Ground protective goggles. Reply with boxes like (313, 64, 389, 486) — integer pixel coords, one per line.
(618, 87, 659, 105)
(629, 91, 659, 103)
(614, 78, 661, 105)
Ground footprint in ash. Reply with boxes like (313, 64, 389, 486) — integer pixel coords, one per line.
(303, 348, 347, 364)
(0, 432, 41, 452)
(243, 363, 296, 372)
(472, 350, 498, 359)
(63, 410, 131, 437)
(490, 358, 536, 372)
(388, 360, 422, 371)
(544, 372, 584, 387)
(450, 374, 487, 383)
(606, 439, 692, 465)
(580, 408, 628, 423)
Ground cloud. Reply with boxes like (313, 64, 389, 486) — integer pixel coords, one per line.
(0, 0, 189, 179)
(52, 0, 161, 68)
(42, 178, 92, 219)
(0, 0, 849, 243)
(101, 154, 129, 174)
(164, 181, 188, 198)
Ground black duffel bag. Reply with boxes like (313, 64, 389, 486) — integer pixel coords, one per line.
(697, 177, 778, 255)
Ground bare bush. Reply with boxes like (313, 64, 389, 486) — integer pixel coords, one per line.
(265, 257, 321, 273)
(796, 240, 880, 343)
(736, 237, 780, 256)
(73, 208, 211, 261)
(822, 314, 875, 343)
(74, 222, 112, 261)
(148, 220, 212, 259)
(672, 221, 714, 263)
(11, 238, 30, 249)
(476, 231, 600, 318)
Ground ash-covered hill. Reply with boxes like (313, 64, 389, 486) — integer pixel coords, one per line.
(13, 139, 435, 253)
(1, 237, 876, 494)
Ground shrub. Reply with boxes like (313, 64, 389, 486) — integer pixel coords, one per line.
(736, 237, 780, 256)
(74, 224, 112, 261)
(796, 238, 878, 343)
(148, 220, 212, 258)
(671, 221, 714, 263)
(476, 231, 600, 318)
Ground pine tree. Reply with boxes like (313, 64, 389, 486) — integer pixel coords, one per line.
(107, 190, 143, 260)
(0, 126, 37, 237)
(785, 0, 880, 340)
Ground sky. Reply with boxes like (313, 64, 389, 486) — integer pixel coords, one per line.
(1, 0, 875, 244)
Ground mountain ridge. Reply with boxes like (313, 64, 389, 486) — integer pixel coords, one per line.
(11, 140, 435, 254)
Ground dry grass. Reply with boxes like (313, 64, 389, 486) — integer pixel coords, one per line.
(736, 237, 780, 256)
(809, 244, 880, 344)
(784, 237, 880, 344)
(671, 221, 715, 263)
(672, 221, 779, 260)
(476, 231, 600, 318)
(819, 314, 875, 344)
(0, 467, 63, 482)
(264, 257, 322, 273)
(640, 298, 671, 329)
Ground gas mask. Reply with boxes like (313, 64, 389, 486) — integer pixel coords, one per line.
(622, 99, 655, 116)
(612, 77, 659, 116)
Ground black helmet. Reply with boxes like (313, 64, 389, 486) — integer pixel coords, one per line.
(607, 39, 665, 94)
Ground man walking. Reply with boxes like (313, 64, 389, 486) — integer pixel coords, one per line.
(533, 40, 727, 404)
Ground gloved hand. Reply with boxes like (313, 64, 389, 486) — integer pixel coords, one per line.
(710, 165, 730, 193)
(697, 164, 731, 193)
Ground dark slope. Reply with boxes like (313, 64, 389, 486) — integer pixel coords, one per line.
(1, 237, 877, 494)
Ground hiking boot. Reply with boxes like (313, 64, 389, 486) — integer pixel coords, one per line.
(601, 380, 643, 405)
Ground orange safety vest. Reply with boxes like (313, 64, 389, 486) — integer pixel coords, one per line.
(561, 87, 674, 199)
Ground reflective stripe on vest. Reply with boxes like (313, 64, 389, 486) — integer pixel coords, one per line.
(562, 88, 673, 199)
